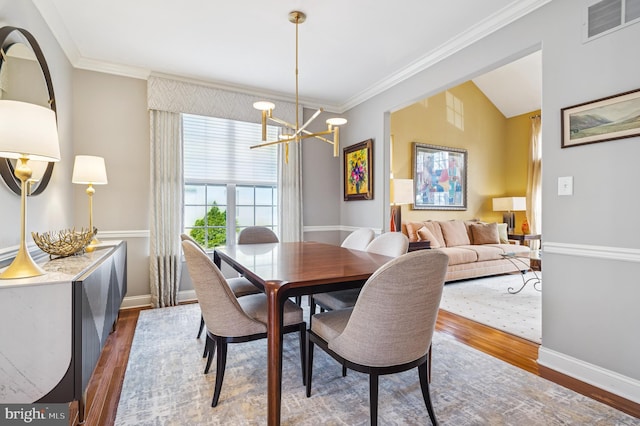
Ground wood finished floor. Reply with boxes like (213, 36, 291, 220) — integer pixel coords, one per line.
(73, 305, 640, 425)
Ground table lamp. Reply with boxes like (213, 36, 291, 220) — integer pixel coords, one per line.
(390, 178, 414, 232)
(0, 100, 61, 279)
(72, 155, 108, 249)
(492, 196, 526, 233)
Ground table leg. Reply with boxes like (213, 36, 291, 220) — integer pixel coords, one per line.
(265, 280, 285, 426)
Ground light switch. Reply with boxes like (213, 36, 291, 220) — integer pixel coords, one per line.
(558, 176, 573, 196)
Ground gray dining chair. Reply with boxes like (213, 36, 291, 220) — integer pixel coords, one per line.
(180, 233, 261, 340)
(306, 249, 448, 426)
(182, 240, 306, 407)
(238, 226, 279, 244)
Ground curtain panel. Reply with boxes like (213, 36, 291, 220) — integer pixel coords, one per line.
(526, 116, 542, 251)
(149, 110, 183, 308)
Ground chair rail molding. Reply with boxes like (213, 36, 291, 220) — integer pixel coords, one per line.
(543, 242, 640, 263)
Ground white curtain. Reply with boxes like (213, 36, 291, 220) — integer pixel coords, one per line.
(278, 141, 303, 242)
(149, 110, 183, 307)
(526, 115, 542, 251)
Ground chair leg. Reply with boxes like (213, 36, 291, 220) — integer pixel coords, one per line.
(295, 296, 302, 306)
(197, 314, 205, 339)
(305, 333, 314, 397)
(419, 362, 438, 426)
(428, 344, 432, 383)
(211, 340, 228, 407)
(342, 364, 347, 377)
(369, 374, 379, 426)
(204, 336, 216, 374)
(298, 324, 306, 386)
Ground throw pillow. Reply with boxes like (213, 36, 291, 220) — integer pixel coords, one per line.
(404, 221, 425, 242)
(417, 226, 441, 248)
(470, 222, 500, 244)
(496, 223, 509, 244)
(439, 220, 471, 247)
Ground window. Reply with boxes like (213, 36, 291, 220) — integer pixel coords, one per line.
(182, 114, 279, 248)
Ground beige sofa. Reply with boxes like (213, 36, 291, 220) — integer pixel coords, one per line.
(403, 219, 530, 282)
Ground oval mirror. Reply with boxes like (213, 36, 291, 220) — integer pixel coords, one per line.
(0, 26, 56, 196)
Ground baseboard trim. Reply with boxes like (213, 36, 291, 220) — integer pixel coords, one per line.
(121, 289, 197, 310)
(538, 346, 640, 404)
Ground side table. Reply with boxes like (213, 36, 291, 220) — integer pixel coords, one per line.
(508, 233, 541, 245)
(408, 241, 431, 251)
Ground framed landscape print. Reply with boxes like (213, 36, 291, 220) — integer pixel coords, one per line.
(344, 139, 373, 201)
(561, 88, 640, 148)
(412, 143, 467, 210)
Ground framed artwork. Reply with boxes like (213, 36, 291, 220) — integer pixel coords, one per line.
(344, 139, 373, 201)
(561, 88, 640, 148)
(412, 143, 467, 210)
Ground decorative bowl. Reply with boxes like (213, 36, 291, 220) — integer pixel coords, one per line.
(32, 227, 97, 258)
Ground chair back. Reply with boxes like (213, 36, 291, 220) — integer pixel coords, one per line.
(329, 250, 449, 367)
(238, 226, 279, 244)
(365, 232, 409, 257)
(180, 233, 206, 253)
(341, 228, 375, 250)
(182, 240, 266, 336)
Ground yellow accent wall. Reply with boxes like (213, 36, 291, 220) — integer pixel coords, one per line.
(390, 81, 536, 228)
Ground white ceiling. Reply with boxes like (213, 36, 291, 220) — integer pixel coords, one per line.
(32, 0, 544, 114)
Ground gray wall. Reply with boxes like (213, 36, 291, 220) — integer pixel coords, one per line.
(340, 0, 640, 402)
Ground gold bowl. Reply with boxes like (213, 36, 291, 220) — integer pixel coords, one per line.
(32, 227, 97, 258)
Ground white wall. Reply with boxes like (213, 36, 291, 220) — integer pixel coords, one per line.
(341, 0, 640, 402)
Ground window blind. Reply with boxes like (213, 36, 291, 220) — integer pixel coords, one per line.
(183, 114, 278, 184)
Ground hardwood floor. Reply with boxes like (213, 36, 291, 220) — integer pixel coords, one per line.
(76, 305, 639, 425)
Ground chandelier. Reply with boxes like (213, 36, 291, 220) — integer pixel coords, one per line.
(250, 11, 347, 161)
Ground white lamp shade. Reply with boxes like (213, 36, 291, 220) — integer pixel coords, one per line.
(0, 100, 60, 161)
(391, 179, 414, 205)
(492, 196, 526, 212)
(72, 155, 108, 184)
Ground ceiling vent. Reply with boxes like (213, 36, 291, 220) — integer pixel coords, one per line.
(585, 0, 640, 40)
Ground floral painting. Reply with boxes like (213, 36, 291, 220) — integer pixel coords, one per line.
(344, 139, 373, 201)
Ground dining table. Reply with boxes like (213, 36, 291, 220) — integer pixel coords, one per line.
(214, 241, 394, 426)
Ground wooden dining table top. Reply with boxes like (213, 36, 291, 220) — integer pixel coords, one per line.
(215, 241, 394, 293)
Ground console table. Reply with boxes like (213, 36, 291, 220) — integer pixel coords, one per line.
(0, 240, 127, 423)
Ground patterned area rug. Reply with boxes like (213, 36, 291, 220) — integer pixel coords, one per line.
(114, 303, 636, 425)
(440, 272, 541, 343)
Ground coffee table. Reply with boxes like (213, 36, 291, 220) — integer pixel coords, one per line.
(500, 252, 541, 294)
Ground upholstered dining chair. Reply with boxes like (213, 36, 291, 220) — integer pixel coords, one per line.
(311, 232, 409, 315)
(306, 249, 448, 426)
(180, 233, 261, 340)
(237, 226, 279, 244)
(340, 227, 375, 250)
(182, 240, 306, 407)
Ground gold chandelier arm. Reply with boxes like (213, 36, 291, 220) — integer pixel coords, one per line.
(294, 108, 323, 137)
(250, 138, 290, 149)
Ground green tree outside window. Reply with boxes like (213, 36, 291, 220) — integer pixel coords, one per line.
(189, 203, 227, 248)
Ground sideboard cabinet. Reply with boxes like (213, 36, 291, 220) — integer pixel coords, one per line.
(0, 240, 127, 423)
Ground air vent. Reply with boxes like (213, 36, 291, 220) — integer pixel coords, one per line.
(585, 0, 640, 40)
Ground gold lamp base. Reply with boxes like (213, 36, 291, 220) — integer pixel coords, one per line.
(0, 244, 45, 279)
(0, 157, 46, 280)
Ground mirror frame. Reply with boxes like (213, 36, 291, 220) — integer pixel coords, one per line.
(0, 26, 57, 196)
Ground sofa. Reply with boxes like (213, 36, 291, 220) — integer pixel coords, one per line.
(403, 219, 530, 282)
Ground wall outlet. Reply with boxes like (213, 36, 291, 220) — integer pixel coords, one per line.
(558, 176, 573, 196)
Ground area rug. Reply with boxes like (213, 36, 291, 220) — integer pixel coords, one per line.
(114, 303, 635, 425)
(440, 272, 541, 343)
